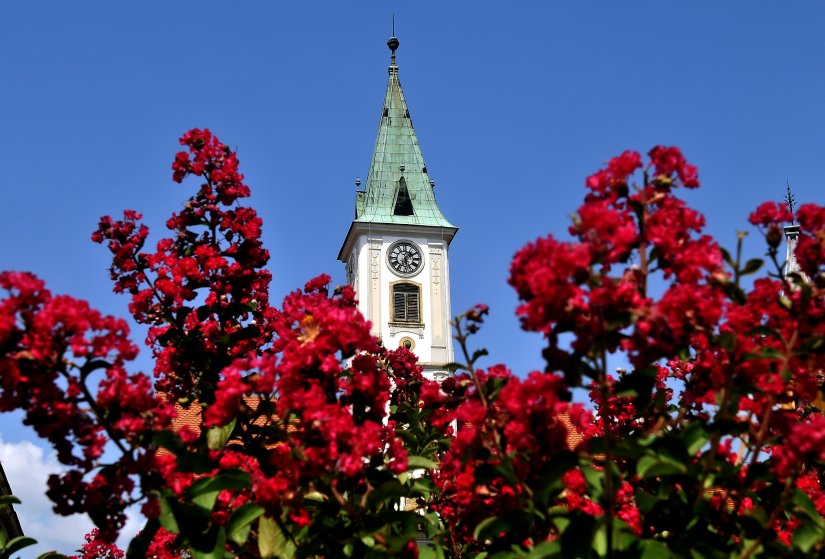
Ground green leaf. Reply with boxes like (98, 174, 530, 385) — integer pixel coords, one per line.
(526, 540, 561, 558)
(443, 362, 466, 373)
(360, 535, 375, 547)
(473, 516, 511, 541)
(304, 491, 327, 502)
(153, 429, 186, 456)
(683, 422, 710, 455)
(126, 519, 160, 559)
(0, 495, 21, 507)
(719, 247, 734, 268)
(637, 453, 687, 479)
(721, 281, 747, 305)
(367, 479, 408, 507)
(189, 526, 226, 559)
(761, 347, 786, 360)
(176, 306, 194, 325)
(418, 544, 446, 559)
(612, 520, 639, 552)
(794, 489, 825, 529)
(258, 516, 295, 559)
(471, 348, 489, 363)
(794, 521, 825, 554)
(407, 455, 438, 470)
(592, 523, 607, 557)
(196, 305, 213, 321)
(189, 469, 252, 511)
(35, 553, 69, 559)
(158, 494, 180, 533)
(207, 418, 237, 451)
(227, 503, 265, 546)
(639, 539, 673, 559)
(801, 335, 825, 353)
(688, 541, 727, 559)
(580, 464, 604, 501)
(740, 258, 764, 276)
(2, 536, 38, 559)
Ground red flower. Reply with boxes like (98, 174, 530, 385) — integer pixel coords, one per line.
(648, 145, 699, 188)
(748, 201, 793, 227)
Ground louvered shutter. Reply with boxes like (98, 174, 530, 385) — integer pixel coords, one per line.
(406, 291, 419, 323)
(394, 291, 407, 321)
(392, 284, 420, 323)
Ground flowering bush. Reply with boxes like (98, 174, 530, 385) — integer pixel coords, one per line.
(1, 131, 823, 558)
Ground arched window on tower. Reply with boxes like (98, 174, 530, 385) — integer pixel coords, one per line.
(391, 282, 421, 324)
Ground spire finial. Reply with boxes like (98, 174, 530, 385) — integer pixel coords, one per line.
(785, 179, 797, 223)
(387, 15, 399, 66)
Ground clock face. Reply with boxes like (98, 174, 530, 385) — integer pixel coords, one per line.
(387, 241, 423, 277)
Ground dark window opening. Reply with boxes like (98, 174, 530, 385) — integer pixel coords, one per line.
(393, 283, 420, 323)
(394, 178, 414, 216)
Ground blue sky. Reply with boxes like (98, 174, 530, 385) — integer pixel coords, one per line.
(1, 2, 824, 555)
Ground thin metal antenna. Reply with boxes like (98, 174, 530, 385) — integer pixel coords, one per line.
(392, 14, 395, 37)
(785, 179, 797, 223)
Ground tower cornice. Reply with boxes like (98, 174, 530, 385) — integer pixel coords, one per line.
(338, 221, 458, 263)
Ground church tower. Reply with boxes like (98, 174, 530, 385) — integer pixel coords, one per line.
(338, 35, 458, 381)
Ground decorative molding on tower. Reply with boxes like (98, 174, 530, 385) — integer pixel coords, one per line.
(428, 241, 448, 362)
(368, 236, 383, 337)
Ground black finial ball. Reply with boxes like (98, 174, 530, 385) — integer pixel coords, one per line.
(387, 36, 399, 52)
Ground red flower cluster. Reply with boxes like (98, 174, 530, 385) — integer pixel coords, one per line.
(0, 272, 171, 540)
(4, 130, 421, 553)
(93, 130, 418, 553)
(73, 528, 124, 559)
(423, 364, 590, 548)
(511, 147, 723, 374)
(198, 275, 411, 522)
(5, 133, 825, 557)
(503, 146, 825, 552)
(93, 128, 273, 403)
(796, 203, 825, 280)
(648, 145, 699, 188)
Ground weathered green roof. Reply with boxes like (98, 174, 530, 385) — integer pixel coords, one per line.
(354, 40, 455, 228)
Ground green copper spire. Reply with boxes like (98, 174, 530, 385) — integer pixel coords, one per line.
(354, 35, 455, 228)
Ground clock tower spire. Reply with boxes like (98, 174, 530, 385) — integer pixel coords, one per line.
(338, 34, 458, 380)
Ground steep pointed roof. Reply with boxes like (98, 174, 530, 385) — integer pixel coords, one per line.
(354, 36, 455, 229)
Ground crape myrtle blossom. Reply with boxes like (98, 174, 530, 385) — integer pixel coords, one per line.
(0, 270, 171, 540)
(2, 129, 422, 557)
(482, 146, 825, 556)
(2, 134, 825, 558)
